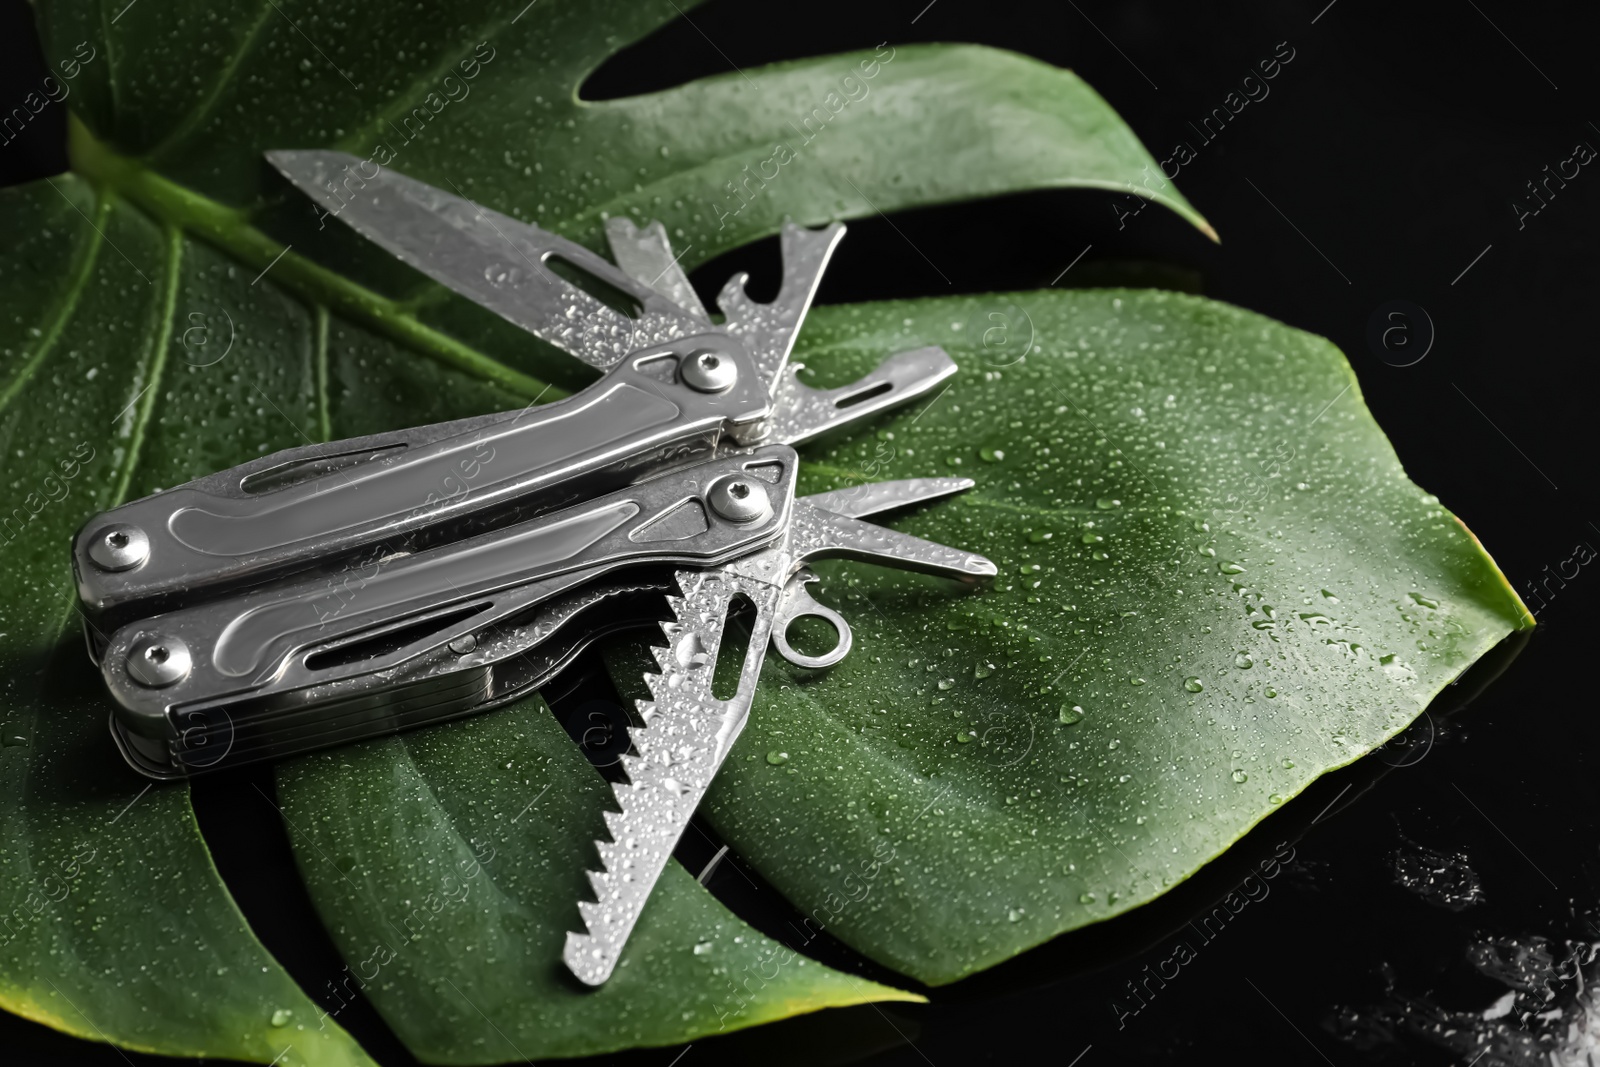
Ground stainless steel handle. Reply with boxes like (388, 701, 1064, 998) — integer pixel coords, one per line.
(109, 574, 678, 780)
(101, 446, 799, 736)
(75, 333, 770, 626)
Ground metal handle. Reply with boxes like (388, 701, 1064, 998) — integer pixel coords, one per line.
(101, 447, 798, 735)
(75, 334, 771, 627)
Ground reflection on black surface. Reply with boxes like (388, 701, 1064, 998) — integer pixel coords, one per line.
(1337, 925, 1600, 1066)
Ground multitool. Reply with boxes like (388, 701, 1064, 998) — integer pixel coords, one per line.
(72, 153, 994, 984)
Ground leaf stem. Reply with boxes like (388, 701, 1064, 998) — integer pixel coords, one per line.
(67, 117, 565, 403)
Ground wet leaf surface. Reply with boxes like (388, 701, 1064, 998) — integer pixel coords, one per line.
(610, 288, 1530, 984)
(2, 0, 1217, 1059)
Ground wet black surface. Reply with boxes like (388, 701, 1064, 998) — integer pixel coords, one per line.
(3, 0, 1597, 1064)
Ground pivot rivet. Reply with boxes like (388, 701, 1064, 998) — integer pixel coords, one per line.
(126, 635, 191, 688)
(88, 524, 149, 572)
(680, 350, 738, 393)
(708, 477, 771, 524)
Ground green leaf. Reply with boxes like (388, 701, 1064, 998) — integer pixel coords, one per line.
(610, 289, 1532, 985)
(6, 0, 1219, 1060)
(276, 697, 918, 1063)
(0, 174, 911, 1064)
(38, 2, 1210, 248)
(0, 178, 374, 1067)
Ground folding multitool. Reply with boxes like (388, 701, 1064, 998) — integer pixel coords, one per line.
(71, 152, 994, 984)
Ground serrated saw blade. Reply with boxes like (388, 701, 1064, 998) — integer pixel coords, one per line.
(562, 567, 780, 986)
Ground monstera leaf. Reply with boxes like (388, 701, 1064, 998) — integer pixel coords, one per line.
(0, 0, 1526, 1064)
(609, 289, 1533, 983)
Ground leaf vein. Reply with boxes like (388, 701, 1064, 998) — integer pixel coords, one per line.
(313, 304, 331, 441)
(71, 123, 564, 404)
(331, 20, 515, 155)
(97, 0, 120, 118)
(0, 188, 108, 421)
(107, 216, 183, 508)
(143, 0, 277, 163)
(40, 213, 182, 777)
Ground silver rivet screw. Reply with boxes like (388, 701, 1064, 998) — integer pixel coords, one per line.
(448, 634, 478, 655)
(126, 635, 191, 688)
(708, 477, 772, 524)
(680, 349, 738, 393)
(88, 524, 149, 572)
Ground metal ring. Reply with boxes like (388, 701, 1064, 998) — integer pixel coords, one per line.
(772, 598, 852, 669)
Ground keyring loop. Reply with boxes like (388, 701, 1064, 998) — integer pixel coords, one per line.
(771, 573, 852, 669)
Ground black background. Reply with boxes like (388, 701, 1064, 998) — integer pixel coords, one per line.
(3, 1, 1597, 1064)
